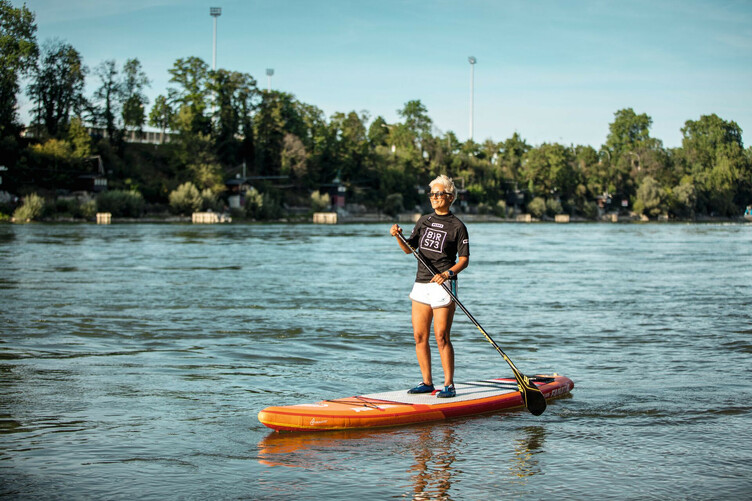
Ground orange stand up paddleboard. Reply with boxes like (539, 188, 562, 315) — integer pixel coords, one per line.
(258, 375, 574, 432)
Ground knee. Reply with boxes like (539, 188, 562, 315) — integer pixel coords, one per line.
(413, 330, 430, 345)
(434, 331, 451, 349)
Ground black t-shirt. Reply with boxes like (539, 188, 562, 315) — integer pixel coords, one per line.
(406, 212, 470, 283)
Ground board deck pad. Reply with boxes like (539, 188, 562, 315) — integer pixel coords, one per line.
(258, 375, 574, 432)
(362, 380, 519, 406)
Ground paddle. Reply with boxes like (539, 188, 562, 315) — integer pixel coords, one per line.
(396, 231, 547, 416)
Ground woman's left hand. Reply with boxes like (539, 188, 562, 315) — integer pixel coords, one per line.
(431, 272, 449, 285)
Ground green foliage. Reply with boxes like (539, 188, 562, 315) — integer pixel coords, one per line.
(167, 56, 210, 135)
(245, 187, 281, 220)
(605, 108, 653, 155)
(0, 0, 38, 136)
(383, 193, 404, 217)
(679, 114, 749, 216)
(635, 176, 665, 218)
(545, 198, 563, 217)
(96, 190, 144, 217)
(200, 188, 222, 212)
(209, 68, 257, 166)
(4, 30, 748, 220)
(527, 197, 546, 218)
(31, 137, 73, 159)
(582, 200, 599, 220)
(494, 200, 507, 218)
(13, 193, 45, 221)
(121, 58, 150, 132)
(67, 116, 91, 157)
(169, 182, 202, 214)
(397, 100, 432, 148)
(521, 143, 578, 199)
(167, 183, 220, 214)
(80, 198, 97, 218)
(187, 154, 224, 192)
(148, 94, 173, 142)
(281, 133, 308, 181)
(28, 39, 86, 138)
(52, 195, 96, 219)
(92, 59, 122, 140)
(667, 177, 696, 219)
(476, 202, 491, 215)
(310, 190, 331, 212)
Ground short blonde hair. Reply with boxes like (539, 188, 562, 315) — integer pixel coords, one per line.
(429, 175, 456, 205)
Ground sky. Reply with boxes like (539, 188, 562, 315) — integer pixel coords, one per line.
(13, 0, 752, 149)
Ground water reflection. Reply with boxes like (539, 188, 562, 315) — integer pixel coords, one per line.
(511, 426, 547, 478)
(408, 426, 456, 500)
(257, 422, 547, 498)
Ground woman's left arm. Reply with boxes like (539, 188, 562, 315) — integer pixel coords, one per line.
(432, 256, 469, 284)
(447, 256, 469, 276)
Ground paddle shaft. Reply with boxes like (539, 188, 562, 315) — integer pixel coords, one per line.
(396, 230, 546, 416)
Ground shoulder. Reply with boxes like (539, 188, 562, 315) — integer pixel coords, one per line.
(412, 214, 431, 230)
(447, 213, 468, 232)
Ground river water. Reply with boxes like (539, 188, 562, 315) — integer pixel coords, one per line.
(1, 221, 751, 500)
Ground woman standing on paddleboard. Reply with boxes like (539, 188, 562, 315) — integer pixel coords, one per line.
(390, 175, 469, 398)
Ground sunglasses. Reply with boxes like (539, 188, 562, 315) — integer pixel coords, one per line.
(428, 191, 451, 199)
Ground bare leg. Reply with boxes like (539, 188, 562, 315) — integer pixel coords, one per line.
(432, 303, 456, 387)
(411, 300, 434, 385)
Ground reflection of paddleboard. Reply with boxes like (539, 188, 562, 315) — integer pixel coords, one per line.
(258, 374, 574, 432)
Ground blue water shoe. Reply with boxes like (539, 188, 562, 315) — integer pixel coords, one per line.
(407, 382, 435, 394)
(436, 384, 456, 398)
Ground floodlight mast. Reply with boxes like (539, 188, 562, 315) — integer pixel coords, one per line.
(468, 56, 477, 141)
(210, 7, 222, 71)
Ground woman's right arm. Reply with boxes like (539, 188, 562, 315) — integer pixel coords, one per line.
(390, 224, 413, 254)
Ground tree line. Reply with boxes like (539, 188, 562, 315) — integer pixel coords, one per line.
(2, 1, 751, 221)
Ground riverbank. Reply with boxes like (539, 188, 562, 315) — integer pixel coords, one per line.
(8, 212, 749, 224)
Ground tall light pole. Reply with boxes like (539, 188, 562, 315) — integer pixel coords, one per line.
(468, 56, 477, 141)
(210, 7, 222, 71)
(266, 68, 274, 92)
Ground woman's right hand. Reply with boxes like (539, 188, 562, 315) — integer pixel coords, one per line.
(390, 224, 402, 237)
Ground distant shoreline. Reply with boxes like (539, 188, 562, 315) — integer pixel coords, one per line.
(6, 212, 750, 225)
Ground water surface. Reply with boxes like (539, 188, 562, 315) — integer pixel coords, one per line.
(1, 222, 751, 499)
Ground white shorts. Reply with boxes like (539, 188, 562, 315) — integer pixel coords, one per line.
(409, 281, 457, 309)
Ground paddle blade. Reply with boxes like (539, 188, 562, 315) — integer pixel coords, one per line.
(524, 387, 547, 416)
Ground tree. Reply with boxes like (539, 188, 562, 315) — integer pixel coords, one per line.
(148, 94, 174, 143)
(521, 143, 577, 198)
(0, 0, 38, 136)
(254, 91, 304, 176)
(169, 181, 202, 214)
(329, 110, 369, 180)
(67, 116, 91, 158)
(498, 132, 530, 182)
(634, 176, 665, 218)
(28, 39, 87, 138)
(605, 108, 653, 155)
(167, 56, 210, 135)
(367, 115, 388, 146)
(92, 59, 122, 140)
(603, 108, 664, 200)
(679, 114, 750, 216)
(208, 68, 257, 165)
(121, 58, 150, 133)
(281, 133, 308, 182)
(667, 175, 696, 219)
(398, 100, 432, 137)
(397, 99, 432, 150)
